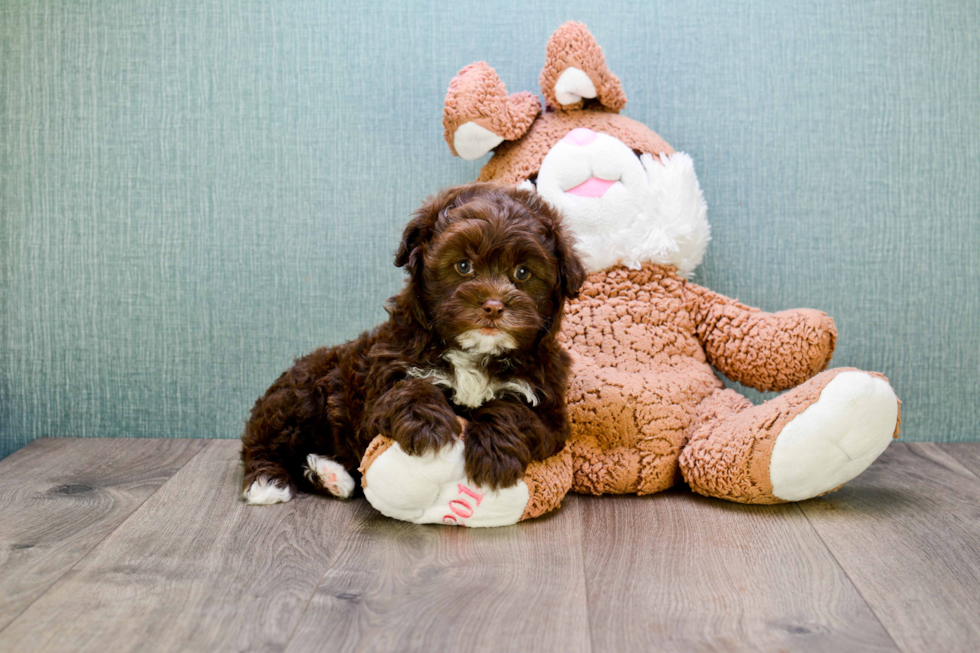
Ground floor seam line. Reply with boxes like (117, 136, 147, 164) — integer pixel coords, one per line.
(922, 443, 980, 482)
(281, 500, 370, 651)
(577, 496, 597, 653)
(794, 500, 904, 652)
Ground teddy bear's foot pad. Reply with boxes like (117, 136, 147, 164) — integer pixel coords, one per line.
(769, 371, 898, 501)
(363, 440, 529, 527)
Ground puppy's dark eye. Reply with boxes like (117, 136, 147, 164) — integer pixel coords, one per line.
(514, 265, 531, 281)
(455, 260, 474, 276)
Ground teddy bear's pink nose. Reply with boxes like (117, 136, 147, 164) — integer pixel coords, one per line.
(562, 128, 598, 146)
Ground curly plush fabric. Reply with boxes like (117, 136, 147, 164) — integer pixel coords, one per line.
(678, 373, 832, 503)
(361, 260, 895, 517)
(558, 263, 842, 498)
(539, 21, 626, 112)
(519, 447, 573, 520)
(358, 435, 395, 477)
(442, 62, 541, 157)
(560, 264, 721, 495)
(685, 285, 837, 393)
(682, 368, 900, 503)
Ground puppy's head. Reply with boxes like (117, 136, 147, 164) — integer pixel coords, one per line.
(395, 183, 586, 354)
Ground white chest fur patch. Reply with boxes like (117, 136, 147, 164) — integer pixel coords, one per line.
(407, 349, 538, 409)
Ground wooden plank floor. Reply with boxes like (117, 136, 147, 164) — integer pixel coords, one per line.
(1, 439, 978, 652)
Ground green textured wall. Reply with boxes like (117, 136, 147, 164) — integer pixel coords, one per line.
(2, 1, 978, 458)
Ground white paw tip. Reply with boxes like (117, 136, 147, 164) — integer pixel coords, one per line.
(243, 476, 293, 505)
(304, 454, 355, 499)
(770, 371, 899, 502)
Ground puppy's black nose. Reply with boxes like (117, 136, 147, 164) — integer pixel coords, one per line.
(482, 299, 504, 319)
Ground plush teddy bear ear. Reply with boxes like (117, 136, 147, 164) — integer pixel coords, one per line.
(539, 21, 627, 112)
(443, 62, 541, 161)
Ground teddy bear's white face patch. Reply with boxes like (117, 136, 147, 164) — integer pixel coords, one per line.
(529, 130, 711, 277)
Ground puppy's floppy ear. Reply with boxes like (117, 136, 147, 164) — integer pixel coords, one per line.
(553, 220, 587, 299)
(394, 197, 439, 327)
(517, 188, 587, 299)
(394, 217, 426, 274)
(541, 209, 586, 338)
(395, 192, 446, 274)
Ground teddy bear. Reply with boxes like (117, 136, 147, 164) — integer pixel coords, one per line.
(358, 22, 901, 527)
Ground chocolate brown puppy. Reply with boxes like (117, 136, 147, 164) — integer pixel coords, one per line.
(240, 183, 586, 504)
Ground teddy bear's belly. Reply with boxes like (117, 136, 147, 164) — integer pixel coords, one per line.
(558, 265, 723, 495)
(564, 342, 722, 495)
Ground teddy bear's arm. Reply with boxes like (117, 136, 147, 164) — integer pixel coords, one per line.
(684, 281, 837, 392)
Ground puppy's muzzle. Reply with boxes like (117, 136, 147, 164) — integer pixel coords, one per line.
(482, 299, 505, 320)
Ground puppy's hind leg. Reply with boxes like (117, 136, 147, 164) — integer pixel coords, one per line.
(242, 457, 296, 506)
(304, 454, 356, 499)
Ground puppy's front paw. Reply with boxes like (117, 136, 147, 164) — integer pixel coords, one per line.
(463, 426, 528, 491)
(388, 402, 461, 455)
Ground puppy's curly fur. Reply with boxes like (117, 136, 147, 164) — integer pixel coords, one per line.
(240, 183, 586, 503)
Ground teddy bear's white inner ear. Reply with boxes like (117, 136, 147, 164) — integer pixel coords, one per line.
(453, 121, 505, 161)
(554, 67, 597, 106)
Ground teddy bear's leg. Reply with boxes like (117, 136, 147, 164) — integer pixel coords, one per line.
(679, 368, 900, 504)
(358, 436, 572, 527)
(565, 363, 698, 496)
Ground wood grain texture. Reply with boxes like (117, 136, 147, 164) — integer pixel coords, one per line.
(943, 442, 980, 479)
(286, 495, 591, 653)
(580, 491, 897, 652)
(0, 437, 206, 631)
(4, 439, 980, 651)
(800, 442, 980, 653)
(0, 440, 359, 653)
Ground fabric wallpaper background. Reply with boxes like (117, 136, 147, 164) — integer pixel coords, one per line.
(1, 1, 978, 458)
